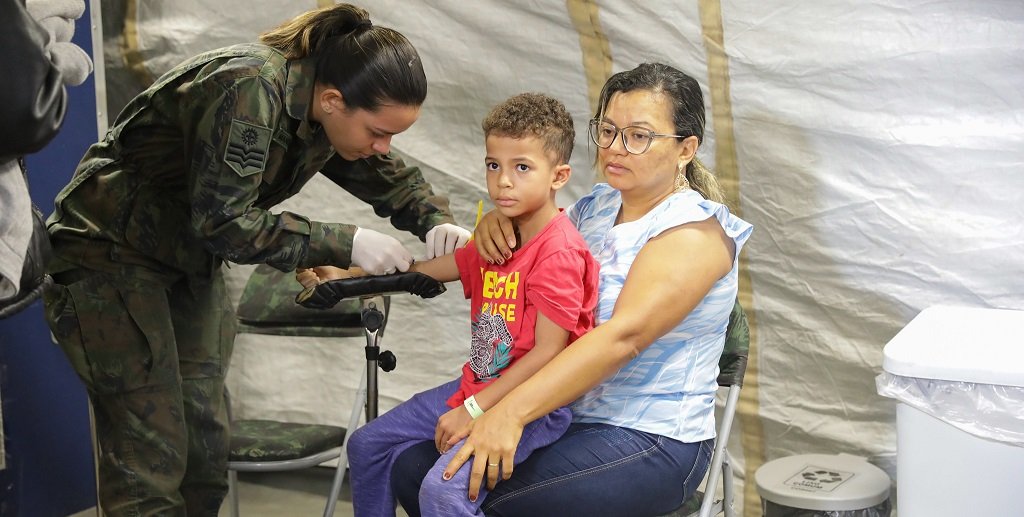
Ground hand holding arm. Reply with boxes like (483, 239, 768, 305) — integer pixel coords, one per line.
(472, 209, 517, 264)
(351, 227, 413, 275)
(425, 223, 471, 259)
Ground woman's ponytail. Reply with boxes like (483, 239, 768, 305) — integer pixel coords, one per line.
(259, 4, 426, 112)
(687, 158, 726, 205)
(259, 4, 370, 59)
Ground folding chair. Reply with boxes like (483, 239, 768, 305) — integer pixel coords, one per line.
(663, 300, 750, 517)
(226, 264, 396, 517)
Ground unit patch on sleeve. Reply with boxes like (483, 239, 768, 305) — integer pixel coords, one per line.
(224, 119, 272, 177)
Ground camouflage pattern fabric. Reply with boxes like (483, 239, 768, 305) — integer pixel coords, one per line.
(41, 42, 456, 516)
(46, 43, 454, 279)
(229, 420, 345, 463)
(718, 299, 750, 387)
(44, 267, 235, 517)
(237, 263, 364, 333)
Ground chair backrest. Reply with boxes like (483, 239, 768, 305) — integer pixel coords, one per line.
(717, 300, 750, 388)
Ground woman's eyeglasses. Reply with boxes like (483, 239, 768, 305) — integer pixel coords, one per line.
(588, 119, 687, 155)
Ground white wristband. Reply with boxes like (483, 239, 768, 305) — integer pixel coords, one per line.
(463, 395, 485, 419)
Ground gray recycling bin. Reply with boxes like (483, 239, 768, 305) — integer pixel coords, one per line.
(755, 453, 891, 517)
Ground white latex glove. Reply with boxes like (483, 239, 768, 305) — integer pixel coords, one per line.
(424, 223, 472, 259)
(351, 227, 414, 275)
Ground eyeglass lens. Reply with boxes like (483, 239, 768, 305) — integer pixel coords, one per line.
(589, 121, 653, 154)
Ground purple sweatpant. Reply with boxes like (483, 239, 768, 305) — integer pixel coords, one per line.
(347, 378, 571, 517)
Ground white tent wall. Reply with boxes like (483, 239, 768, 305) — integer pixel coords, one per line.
(94, 1, 1024, 514)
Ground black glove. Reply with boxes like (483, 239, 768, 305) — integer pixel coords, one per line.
(296, 272, 446, 310)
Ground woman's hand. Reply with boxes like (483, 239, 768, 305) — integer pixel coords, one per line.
(434, 406, 474, 454)
(473, 209, 516, 264)
(443, 406, 524, 500)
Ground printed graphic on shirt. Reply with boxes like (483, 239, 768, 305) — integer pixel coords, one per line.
(469, 308, 513, 380)
(224, 119, 272, 177)
(468, 269, 521, 380)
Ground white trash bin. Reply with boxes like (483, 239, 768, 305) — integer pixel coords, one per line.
(877, 305, 1024, 517)
(755, 453, 891, 516)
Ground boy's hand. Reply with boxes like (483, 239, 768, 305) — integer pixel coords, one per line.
(296, 268, 320, 289)
(435, 405, 475, 453)
(295, 266, 362, 289)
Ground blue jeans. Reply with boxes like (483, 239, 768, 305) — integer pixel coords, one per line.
(391, 423, 713, 517)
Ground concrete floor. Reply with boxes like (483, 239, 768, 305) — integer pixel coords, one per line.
(220, 468, 410, 517)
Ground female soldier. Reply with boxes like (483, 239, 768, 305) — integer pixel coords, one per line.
(43, 4, 468, 515)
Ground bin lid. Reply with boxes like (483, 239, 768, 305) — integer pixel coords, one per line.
(882, 305, 1024, 387)
(755, 453, 890, 511)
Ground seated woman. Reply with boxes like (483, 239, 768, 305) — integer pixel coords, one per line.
(389, 62, 753, 517)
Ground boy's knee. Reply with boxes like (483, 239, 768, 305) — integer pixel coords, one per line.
(346, 426, 372, 464)
(418, 463, 457, 501)
(419, 466, 477, 515)
(418, 469, 443, 498)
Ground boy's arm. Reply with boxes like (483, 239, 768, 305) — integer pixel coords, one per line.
(409, 253, 461, 283)
(298, 252, 460, 288)
(437, 313, 569, 450)
(470, 313, 569, 412)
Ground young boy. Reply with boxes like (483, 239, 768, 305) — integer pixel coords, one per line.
(299, 93, 599, 516)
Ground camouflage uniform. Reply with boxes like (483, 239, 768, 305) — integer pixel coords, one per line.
(43, 43, 454, 516)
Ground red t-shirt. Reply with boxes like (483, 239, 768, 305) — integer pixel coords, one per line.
(447, 212, 600, 408)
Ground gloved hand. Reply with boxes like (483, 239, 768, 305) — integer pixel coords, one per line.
(351, 227, 413, 275)
(425, 223, 471, 259)
(296, 272, 446, 309)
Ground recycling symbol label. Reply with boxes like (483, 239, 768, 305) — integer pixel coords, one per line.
(783, 465, 854, 493)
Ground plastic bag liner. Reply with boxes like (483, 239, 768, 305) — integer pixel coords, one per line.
(876, 372, 1024, 447)
(763, 499, 892, 517)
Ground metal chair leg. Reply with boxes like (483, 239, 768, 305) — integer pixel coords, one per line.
(323, 366, 367, 517)
(722, 452, 735, 517)
(229, 469, 241, 517)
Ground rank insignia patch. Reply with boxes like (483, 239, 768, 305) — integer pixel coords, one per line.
(224, 119, 272, 177)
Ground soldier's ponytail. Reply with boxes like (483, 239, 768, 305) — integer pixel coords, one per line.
(259, 3, 427, 111)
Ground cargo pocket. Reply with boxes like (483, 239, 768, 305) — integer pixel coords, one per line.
(59, 275, 177, 395)
(172, 272, 236, 380)
(43, 281, 93, 389)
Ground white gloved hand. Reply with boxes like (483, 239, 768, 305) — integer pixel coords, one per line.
(351, 227, 414, 275)
(424, 223, 472, 259)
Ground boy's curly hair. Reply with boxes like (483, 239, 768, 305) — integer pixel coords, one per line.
(482, 93, 574, 165)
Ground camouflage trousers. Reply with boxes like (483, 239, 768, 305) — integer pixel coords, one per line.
(44, 267, 236, 517)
